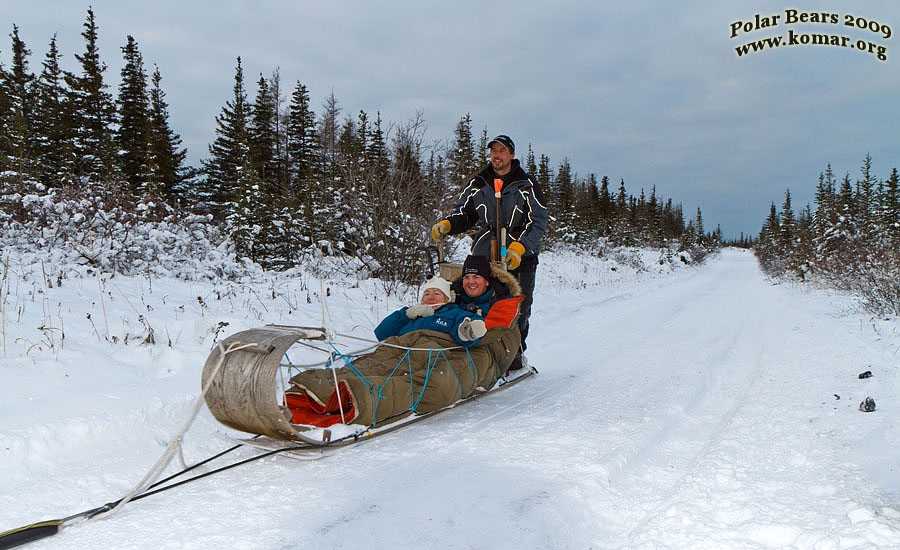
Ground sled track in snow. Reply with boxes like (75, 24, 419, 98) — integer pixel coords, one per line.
(615, 320, 768, 547)
(538, 254, 779, 544)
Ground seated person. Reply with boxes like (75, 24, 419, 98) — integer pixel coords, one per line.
(284, 274, 524, 428)
(452, 254, 521, 317)
(375, 276, 486, 347)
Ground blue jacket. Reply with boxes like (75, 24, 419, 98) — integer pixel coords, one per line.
(450, 275, 514, 317)
(374, 303, 484, 347)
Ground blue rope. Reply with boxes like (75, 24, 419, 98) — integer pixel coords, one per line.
(464, 348, 478, 387)
(373, 348, 415, 424)
(381, 348, 412, 395)
(328, 341, 375, 394)
(318, 338, 504, 423)
(283, 352, 299, 379)
(435, 348, 464, 400)
(410, 349, 438, 411)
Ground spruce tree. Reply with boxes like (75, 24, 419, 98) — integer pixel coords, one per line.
(117, 35, 151, 197)
(364, 112, 389, 184)
(249, 74, 278, 184)
(477, 127, 489, 167)
(813, 166, 836, 235)
(583, 173, 601, 236)
(424, 150, 448, 212)
(337, 112, 363, 178)
(779, 189, 795, 253)
(448, 113, 477, 187)
(0, 59, 10, 175)
(555, 157, 574, 215)
(202, 57, 251, 218)
(147, 65, 187, 203)
(286, 79, 318, 250)
(315, 91, 343, 250)
(537, 155, 552, 194)
(267, 69, 289, 191)
(525, 144, 537, 177)
(883, 168, 900, 240)
(66, 7, 118, 184)
(607, 180, 627, 245)
(694, 207, 705, 245)
(228, 145, 269, 262)
(3, 25, 37, 183)
(34, 35, 75, 188)
(761, 203, 780, 242)
(837, 173, 855, 217)
(598, 175, 613, 231)
(856, 153, 877, 240)
(647, 185, 663, 243)
(317, 90, 341, 188)
(287, 79, 317, 191)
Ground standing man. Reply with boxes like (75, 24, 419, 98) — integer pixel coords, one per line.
(431, 135, 548, 370)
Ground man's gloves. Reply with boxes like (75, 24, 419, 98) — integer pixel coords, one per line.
(458, 318, 487, 342)
(405, 304, 435, 319)
(431, 220, 451, 242)
(507, 241, 525, 270)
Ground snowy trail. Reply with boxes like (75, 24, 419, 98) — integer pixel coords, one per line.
(4, 249, 900, 549)
(526, 249, 900, 548)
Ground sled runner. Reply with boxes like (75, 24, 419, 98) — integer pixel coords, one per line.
(237, 362, 537, 458)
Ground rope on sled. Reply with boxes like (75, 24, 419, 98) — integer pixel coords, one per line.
(90, 340, 257, 522)
(308, 332, 484, 425)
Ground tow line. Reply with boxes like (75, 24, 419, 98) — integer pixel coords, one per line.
(0, 440, 315, 549)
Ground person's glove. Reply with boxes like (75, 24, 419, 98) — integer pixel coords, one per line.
(507, 241, 525, 270)
(458, 318, 487, 341)
(405, 304, 435, 319)
(431, 220, 451, 242)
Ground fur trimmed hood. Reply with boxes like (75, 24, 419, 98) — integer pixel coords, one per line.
(490, 264, 522, 297)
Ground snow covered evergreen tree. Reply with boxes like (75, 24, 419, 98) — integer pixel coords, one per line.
(756, 155, 900, 313)
(311, 90, 346, 253)
(65, 8, 118, 185)
(883, 168, 900, 239)
(1, 25, 38, 187)
(249, 74, 278, 185)
(447, 113, 477, 189)
(117, 35, 152, 198)
(476, 127, 489, 168)
(33, 35, 76, 188)
(778, 189, 795, 255)
(525, 144, 537, 178)
(285, 79, 319, 255)
(147, 65, 187, 204)
(202, 57, 251, 218)
(227, 144, 271, 264)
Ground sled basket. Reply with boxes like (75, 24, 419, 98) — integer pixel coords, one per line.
(201, 325, 330, 442)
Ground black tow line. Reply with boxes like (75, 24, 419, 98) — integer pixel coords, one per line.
(0, 440, 313, 550)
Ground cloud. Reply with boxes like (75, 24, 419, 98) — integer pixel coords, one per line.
(2, 0, 898, 238)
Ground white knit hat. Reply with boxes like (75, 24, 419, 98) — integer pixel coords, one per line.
(421, 277, 455, 303)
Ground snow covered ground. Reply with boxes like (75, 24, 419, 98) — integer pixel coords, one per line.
(2, 246, 900, 549)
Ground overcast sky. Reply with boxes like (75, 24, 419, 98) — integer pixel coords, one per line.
(3, 1, 898, 238)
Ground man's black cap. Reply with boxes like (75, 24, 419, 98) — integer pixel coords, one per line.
(462, 255, 492, 280)
(487, 134, 515, 154)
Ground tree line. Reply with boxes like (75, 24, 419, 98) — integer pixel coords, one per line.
(0, 9, 187, 204)
(1, 8, 719, 284)
(756, 154, 900, 314)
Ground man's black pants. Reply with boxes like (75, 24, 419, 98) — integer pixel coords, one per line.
(510, 259, 537, 352)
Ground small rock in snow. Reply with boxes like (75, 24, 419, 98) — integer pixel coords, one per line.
(859, 397, 876, 412)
